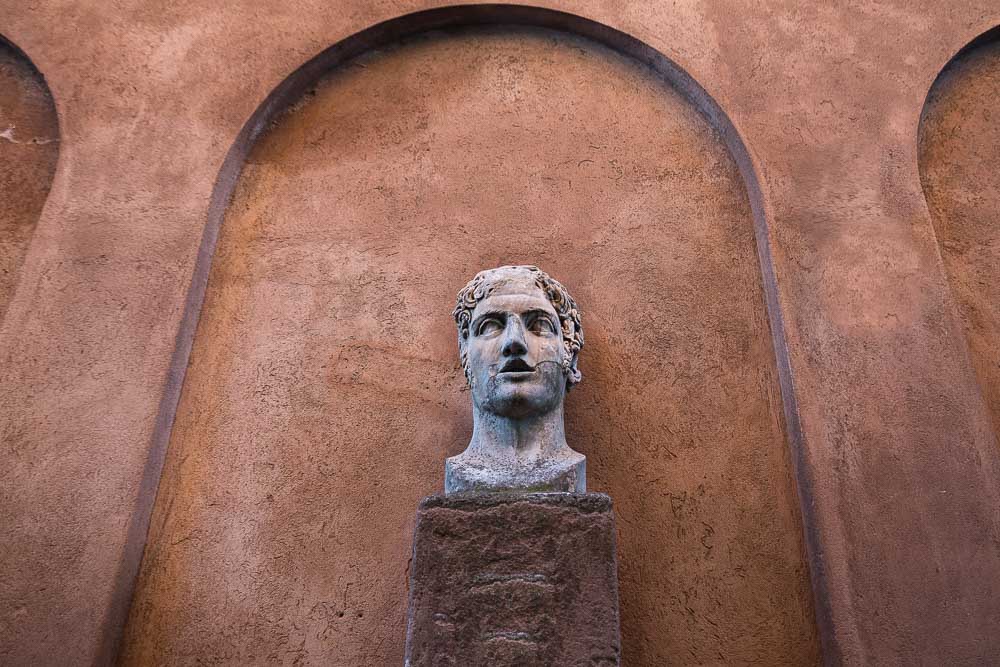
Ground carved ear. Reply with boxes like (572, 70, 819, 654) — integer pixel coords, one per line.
(565, 350, 582, 389)
(459, 347, 472, 385)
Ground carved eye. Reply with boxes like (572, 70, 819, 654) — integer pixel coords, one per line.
(528, 316, 556, 335)
(477, 318, 504, 336)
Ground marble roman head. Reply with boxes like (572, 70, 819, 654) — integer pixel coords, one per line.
(453, 265, 583, 418)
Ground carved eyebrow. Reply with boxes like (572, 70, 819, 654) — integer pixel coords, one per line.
(522, 309, 556, 321)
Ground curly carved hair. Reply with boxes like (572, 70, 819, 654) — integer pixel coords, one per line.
(454, 265, 584, 388)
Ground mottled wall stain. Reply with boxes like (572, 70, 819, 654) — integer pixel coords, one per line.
(123, 27, 817, 665)
(0, 40, 58, 322)
(920, 34, 1000, 440)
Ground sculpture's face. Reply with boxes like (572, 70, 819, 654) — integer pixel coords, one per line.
(466, 280, 567, 418)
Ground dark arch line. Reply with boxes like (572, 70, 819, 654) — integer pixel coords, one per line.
(917, 22, 1000, 216)
(0, 32, 61, 178)
(916, 24, 1000, 444)
(0, 32, 59, 128)
(0, 33, 50, 87)
(919, 23, 1000, 122)
(108, 4, 827, 663)
(0, 32, 61, 323)
(917, 24, 1000, 162)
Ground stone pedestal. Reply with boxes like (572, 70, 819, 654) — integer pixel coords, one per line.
(404, 493, 621, 667)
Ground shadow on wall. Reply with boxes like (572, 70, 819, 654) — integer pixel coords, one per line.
(120, 6, 820, 666)
(919, 25, 1000, 439)
(0, 35, 59, 322)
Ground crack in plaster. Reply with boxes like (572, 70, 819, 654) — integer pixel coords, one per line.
(0, 125, 57, 145)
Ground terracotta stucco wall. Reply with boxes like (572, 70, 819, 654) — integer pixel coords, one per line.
(0, 38, 57, 320)
(1, 2, 999, 666)
(121, 27, 817, 665)
(920, 32, 1000, 443)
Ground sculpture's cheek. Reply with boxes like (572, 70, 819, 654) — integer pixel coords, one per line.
(466, 337, 502, 372)
(527, 335, 566, 366)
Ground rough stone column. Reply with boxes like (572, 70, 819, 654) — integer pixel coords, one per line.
(404, 493, 621, 667)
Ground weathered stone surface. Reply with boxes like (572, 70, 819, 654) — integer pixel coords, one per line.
(404, 494, 620, 667)
(447, 265, 587, 495)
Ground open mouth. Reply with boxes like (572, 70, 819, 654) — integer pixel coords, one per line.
(498, 358, 535, 374)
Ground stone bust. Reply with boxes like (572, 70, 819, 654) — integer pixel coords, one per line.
(446, 265, 586, 494)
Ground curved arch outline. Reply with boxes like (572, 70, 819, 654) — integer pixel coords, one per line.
(113, 4, 825, 662)
(918, 24, 1000, 136)
(0, 32, 62, 322)
(0, 32, 61, 138)
(916, 25, 1000, 437)
(917, 23, 1000, 199)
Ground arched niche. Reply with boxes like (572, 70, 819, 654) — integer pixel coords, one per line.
(123, 7, 819, 665)
(919, 26, 1000, 438)
(0, 36, 58, 321)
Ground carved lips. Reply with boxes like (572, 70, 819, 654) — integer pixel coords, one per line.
(498, 358, 535, 376)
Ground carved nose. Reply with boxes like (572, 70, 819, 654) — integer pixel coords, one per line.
(501, 319, 528, 357)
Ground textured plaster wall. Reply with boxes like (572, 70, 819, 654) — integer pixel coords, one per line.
(122, 27, 817, 665)
(0, 39, 57, 321)
(919, 34, 1000, 441)
(1, 2, 1000, 666)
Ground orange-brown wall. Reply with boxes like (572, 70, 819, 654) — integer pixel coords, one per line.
(121, 27, 816, 665)
(0, 39, 57, 320)
(920, 33, 1000, 444)
(0, 3, 999, 666)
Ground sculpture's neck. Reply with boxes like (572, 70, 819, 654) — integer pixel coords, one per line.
(469, 404, 568, 461)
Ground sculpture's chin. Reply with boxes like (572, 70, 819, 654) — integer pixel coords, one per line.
(470, 362, 567, 418)
(479, 383, 562, 418)
(484, 399, 540, 419)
